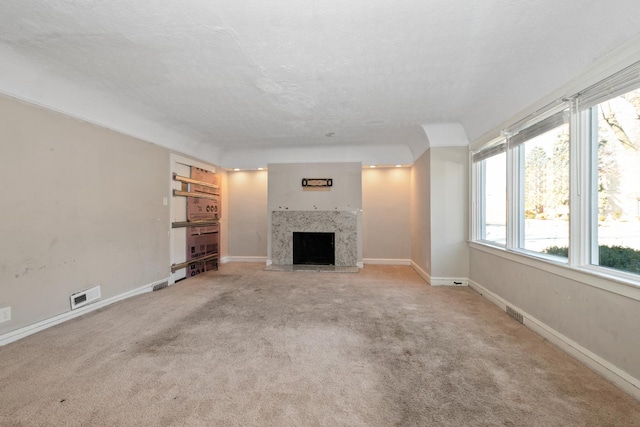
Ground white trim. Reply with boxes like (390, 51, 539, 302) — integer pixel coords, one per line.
(363, 258, 411, 266)
(470, 242, 640, 302)
(222, 256, 268, 263)
(430, 277, 468, 287)
(357, 261, 364, 269)
(409, 260, 469, 287)
(410, 261, 431, 284)
(0, 45, 220, 165)
(170, 153, 217, 174)
(0, 277, 169, 347)
(468, 278, 640, 401)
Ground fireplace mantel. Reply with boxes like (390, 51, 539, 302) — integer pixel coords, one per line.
(271, 210, 357, 267)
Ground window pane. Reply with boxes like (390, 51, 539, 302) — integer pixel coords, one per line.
(521, 123, 570, 256)
(482, 153, 506, 244)
(592, 88, 640, 275)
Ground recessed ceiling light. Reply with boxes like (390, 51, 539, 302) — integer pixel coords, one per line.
(258, 167, 264, 171)
(369, 165, 376, 168)
(233, 168, 240, 171)
(395, 164, 402, 167)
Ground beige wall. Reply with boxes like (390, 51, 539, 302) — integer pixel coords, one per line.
(267, 163, 363, 264)
(227, 170, 268, 258)
(410, 150, 431, 275)
(218, 170, 230, 260)
(362, 167, 411, 261)
(469, 247, 640, 381)
(430, 146, 469, 278)
(0, 94, 170, 335)
(225, 166, 411, 262)
(267, 163, 362, 212)
(410, 147, 469, 280)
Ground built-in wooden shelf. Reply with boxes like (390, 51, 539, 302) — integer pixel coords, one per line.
(170, 253, 219, 273)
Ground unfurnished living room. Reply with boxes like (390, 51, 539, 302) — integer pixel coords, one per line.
(1, 1, 640, 426)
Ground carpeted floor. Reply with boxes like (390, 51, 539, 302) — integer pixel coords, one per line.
(0, 263, 639, 426)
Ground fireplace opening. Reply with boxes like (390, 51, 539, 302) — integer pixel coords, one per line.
(293, 232, 335, 265)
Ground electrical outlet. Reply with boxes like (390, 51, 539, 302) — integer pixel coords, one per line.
(0, 306, 11, 323)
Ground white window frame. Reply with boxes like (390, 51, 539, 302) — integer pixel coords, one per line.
(470, 60, 640, 291)
(575, 95, 640, 282)
(512, 108, 571, 260)
(471, 139, 506, 247)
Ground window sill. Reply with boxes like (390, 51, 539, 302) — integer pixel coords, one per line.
(469, 241, 640, 302)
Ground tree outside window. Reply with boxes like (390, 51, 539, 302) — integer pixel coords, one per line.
(521, 123, 570, 254)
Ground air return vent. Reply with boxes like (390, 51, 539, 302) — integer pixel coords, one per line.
(153, 281, 169, 292)
(70, 286, 101, 310)
(506, 306, 524, 324)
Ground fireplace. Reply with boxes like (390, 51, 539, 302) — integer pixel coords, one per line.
(293, 232, 335, 265)
(270, 210, 357, 267)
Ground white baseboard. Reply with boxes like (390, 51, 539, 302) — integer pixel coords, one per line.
(363, 258, 411, 266)
(430, 277, 468, 287)
(222, 256, 268, 263)
(357, 261, 364, 269)
(0, 277, 169, 347)
(410, 261, 430, 284)
(468, 279, 640, 401)
(409, 261, 468, 286)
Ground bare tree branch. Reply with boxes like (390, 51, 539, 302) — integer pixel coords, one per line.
(600, 108, 638, 151)
(622, 92, 640, 120)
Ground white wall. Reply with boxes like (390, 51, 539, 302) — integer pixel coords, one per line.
(0, 94, 170, 336)
(267, 163, 363, 264)
(362, 167, 411, 261)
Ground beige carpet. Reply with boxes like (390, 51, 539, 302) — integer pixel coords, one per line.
(0, 263, 638, 426)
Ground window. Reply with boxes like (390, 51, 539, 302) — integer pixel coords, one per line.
(471, 60, 640, 284)
(517, 119, 570, 255)
(587, 87, 640, 275)
(506, 108, 570, 257)
(473, 142, 506, 245)
(483, 152, 507, 244)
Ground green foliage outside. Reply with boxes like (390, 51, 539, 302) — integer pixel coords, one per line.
(544, 245, 640, 274)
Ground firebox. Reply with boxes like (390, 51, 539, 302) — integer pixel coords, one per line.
(292, 232, 335, 265)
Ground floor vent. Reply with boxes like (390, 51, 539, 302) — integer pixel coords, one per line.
(70, 286, 101, 310)
(153, 281, 169, 292)
(506, 306, 524, 324)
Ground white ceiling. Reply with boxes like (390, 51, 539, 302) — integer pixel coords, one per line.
(1, 1, 640, 168)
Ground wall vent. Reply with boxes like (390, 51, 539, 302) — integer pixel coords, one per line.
(153, 281, 169, 292)
(70, 286, 101, 310)
(506, 306, 524, 324)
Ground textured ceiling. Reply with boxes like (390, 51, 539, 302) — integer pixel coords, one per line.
(1, 1, 640, 167)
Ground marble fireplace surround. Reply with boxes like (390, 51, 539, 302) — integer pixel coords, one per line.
(271, 210, 357, 267)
